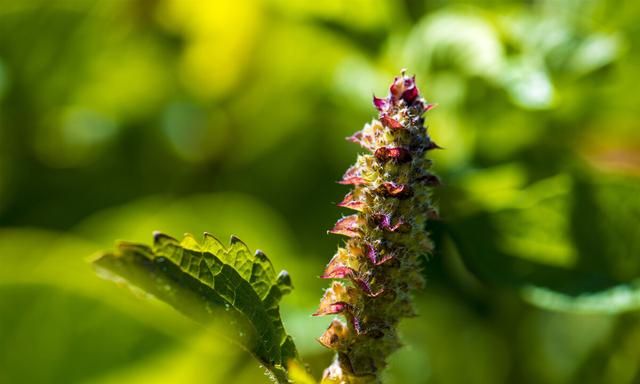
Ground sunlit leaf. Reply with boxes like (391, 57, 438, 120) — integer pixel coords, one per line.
(403, 11, 505, 81)
(287, 360, 318, 384)
(93, 232, 297, 383)
(0, 285, 175, 384)
(522, 282, 640, 314)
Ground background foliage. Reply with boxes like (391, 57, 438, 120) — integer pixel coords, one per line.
(1, 0, 640, 383)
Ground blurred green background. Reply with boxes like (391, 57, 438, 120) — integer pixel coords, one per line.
(1, 0, 640, 383)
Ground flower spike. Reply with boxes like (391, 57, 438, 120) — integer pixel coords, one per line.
(317, 71, 441, 383)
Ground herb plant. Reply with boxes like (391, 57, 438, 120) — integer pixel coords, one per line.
(93, 71, 440, 384)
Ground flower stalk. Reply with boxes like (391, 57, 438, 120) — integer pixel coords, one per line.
(315, 71, 440, 383)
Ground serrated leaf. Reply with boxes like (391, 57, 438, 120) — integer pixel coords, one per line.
(93, 232, 297, 383)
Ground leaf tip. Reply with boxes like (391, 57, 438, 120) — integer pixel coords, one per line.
(153, 231, 177, 245)
(277, 270, 293, 294)
(254, 249, 268, 261)
(229, 234, 247, 247)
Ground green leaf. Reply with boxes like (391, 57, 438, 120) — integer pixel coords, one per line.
(93, 232, 297, 383)
(445, 171, 640, 314)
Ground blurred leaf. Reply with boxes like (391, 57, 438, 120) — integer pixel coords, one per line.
(88, 330, 268, 384)
(517, 306, 614, 384)
(500, 59, 554, 109)
(0, 228, 186, 384)
(567, 33, 623, 75)
(288, 360, 318, 384)
(448, 171, 640, 314)
(456, 163, 528, 213)
(386, 293, 508, 384)
(404, 11, 505, 80)
(0, 285, 175, 384)
(0, 227, 262, 383)
(0, 58, 7, 98)
(522, 283, 640, 314)
(0, 228, 192, 333)
(494, 174, 576, 268)
(94, 232, 297, 384)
